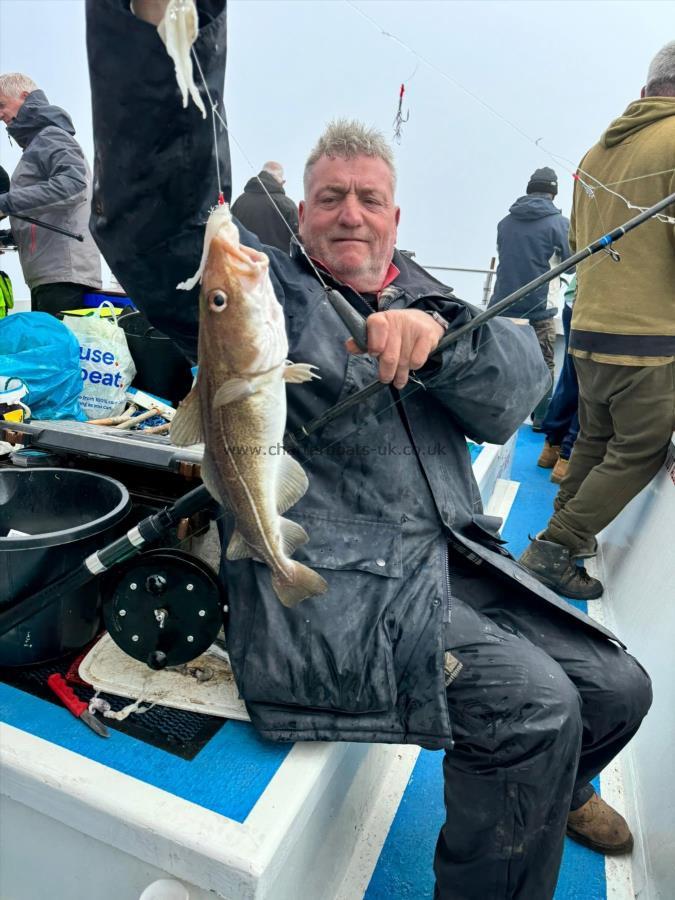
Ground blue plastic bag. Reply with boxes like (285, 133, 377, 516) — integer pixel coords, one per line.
(0, 312, 86, 420)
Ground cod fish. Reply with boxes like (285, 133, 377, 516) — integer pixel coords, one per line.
(172, 205, 328, 607)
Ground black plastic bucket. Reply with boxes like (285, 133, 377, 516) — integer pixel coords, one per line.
(119, 310, 193, 407)
(0, 468, 130, 666)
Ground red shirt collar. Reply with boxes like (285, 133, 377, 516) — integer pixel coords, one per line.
(311, 257, 400, 297)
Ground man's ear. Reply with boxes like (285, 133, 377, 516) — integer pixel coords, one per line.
(395, 207, 401, 227)
(298, 200, 305, 230)
(640, 85, 646, 99)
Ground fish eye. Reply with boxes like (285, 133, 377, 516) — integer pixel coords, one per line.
(209, 290, 228, 312)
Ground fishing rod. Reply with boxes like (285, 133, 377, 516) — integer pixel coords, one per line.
(286, 189, 675, 447)
(7, 212, 84, 242)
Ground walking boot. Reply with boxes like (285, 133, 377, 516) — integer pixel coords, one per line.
(567, 792, 634, 855)
(519, 536, 603, 599)
(537, 441, 560, 468)
(550, 456, 569, 483)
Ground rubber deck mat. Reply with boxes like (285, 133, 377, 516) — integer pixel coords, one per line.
(0, 649, 225, 760)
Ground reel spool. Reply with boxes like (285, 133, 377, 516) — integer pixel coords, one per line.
(103, 549, 225, 670)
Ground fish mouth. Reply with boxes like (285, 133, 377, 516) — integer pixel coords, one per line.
(210, 231, 269, 281)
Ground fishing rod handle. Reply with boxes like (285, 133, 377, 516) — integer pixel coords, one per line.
(326, 288, 369, 352)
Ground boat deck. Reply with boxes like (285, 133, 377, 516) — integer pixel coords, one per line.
(0, 427, 638, 899)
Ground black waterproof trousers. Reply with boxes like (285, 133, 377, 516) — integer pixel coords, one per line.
(30, 282, 90, 318)
(434, 551, 652, 899)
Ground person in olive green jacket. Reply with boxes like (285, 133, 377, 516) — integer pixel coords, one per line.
(521, 41, 675, 600)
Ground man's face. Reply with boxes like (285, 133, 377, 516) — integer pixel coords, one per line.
(299, 154, 400, 293)
(0, 92, 27, 125)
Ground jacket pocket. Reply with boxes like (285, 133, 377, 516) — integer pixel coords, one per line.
(236, 514, 402, 714)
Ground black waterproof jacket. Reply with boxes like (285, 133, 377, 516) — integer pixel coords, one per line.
(231, 170, 299, 253)
(86, 0, 616, 748)
(489, 195, 571, 322)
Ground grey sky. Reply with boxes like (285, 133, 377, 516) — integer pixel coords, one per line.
(0, 0, 672, 303)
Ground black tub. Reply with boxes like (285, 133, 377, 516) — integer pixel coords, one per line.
(119, 310, 193, 407)
(0, 468, 130, 666)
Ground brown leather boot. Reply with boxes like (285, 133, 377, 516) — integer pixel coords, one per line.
(537, 441, 560, 468)
(519, 536, 604, 599)
(566, 792, 634, 855)
(550, 456, 569, 483)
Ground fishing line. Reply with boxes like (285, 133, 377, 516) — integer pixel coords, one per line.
(190, 33, 614, 464)
(344, 1, 675, 226)
(602, 168, 675, 187)
(191, 46, 224, 202)
(538, 142, 675, 225)
(186, 10, 656, 467)
(190, 46, 336, 293)
(191, 40, 416, 342)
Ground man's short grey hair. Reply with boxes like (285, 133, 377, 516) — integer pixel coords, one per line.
(0, 73, 38, 98)
(645, 41, 675, 97)
(304, 119, 396, 195)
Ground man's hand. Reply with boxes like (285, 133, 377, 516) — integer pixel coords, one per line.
(345, 309, 445, 389)
(130, 0, 171, 25)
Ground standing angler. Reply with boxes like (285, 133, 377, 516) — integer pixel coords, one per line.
(0, 73, 101, 314)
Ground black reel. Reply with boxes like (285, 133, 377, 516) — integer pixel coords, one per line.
(103, 549, 226, 670)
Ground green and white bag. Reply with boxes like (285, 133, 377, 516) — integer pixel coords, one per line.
(63, 301, 136, 419)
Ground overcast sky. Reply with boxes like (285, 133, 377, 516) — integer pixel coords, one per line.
(0, 0, 672, 303)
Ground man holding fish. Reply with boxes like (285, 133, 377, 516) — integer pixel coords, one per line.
(86, 2, 652, 897)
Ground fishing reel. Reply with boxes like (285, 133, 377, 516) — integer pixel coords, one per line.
(102, 548, 226, 670)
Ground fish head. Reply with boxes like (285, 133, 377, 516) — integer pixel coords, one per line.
(199, 208, 288, 375)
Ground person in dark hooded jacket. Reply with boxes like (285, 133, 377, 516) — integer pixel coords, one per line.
(0, 73, 101, 316)
(489, 168, 571, 429)
(231, 161, 299, 253)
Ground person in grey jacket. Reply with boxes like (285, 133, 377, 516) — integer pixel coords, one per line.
(0, 73, 101, 316)
(489, 169, 571, 430)
(88, 3, 651, 897)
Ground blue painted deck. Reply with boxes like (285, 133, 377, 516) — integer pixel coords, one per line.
(365, 426, 607, 899)
(0, 683, 289, 822)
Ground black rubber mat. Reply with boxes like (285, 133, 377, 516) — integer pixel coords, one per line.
(0, 650, 225, 760)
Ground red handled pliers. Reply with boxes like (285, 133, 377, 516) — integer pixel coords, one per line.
(47, 673, 110, 738)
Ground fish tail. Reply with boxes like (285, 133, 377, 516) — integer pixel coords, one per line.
(271, 563, 328, 608)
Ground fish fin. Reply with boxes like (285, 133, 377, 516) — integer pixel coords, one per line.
(213, 378, 255, 408)
(225, 529, 258, 561)
(171, 387, 203, 446)
(272, 562, 328, 608)
(199, 452, 227, 508)
(276, 454, 309, 513)
(283, 362, 321, 384)
(279, 517, 309, 556)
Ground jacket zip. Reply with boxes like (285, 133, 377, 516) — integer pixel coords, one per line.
(444, 546, 452, 625)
